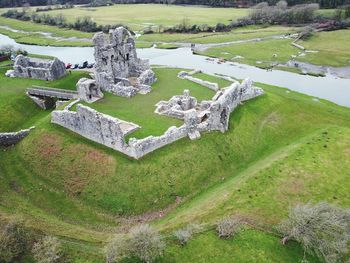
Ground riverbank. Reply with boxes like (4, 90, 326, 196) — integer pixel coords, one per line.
(1, 32, 350, 107)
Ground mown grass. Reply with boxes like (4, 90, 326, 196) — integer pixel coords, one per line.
(39, 4, 249, 30)
(1, 63, 350, 262)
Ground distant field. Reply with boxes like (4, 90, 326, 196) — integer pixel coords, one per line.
(38, 4, 249, 30)
(139, 25, 299, 44)
(202, 29, 350, 68)
(297, 29, 350, 67)
(0, 16, 93, 47)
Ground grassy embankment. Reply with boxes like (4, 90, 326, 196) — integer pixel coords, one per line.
(201, 29, 350, 69)
(1, 62, 350, 262)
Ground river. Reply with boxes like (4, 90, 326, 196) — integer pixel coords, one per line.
(1, 33, 349, 107)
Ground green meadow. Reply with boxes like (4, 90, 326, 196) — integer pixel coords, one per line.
(0, 59, 350, 261)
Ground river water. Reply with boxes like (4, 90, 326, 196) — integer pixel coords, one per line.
(1, 33, 349, 107)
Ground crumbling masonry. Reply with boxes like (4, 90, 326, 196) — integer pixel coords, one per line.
(91, 27, 157, 97)
(52, 78, 263, 159)
(6, 55, 66, 81)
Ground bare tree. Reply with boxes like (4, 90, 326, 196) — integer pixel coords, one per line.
(173, 223, 203, 246)
(105, 236, 129, 263)
(216, 217, 242, 239)
(129, 224, 165, 263)
(32, 236, 63, 263)
(279, 202, 350, 263)
(0, 221, 29, 263)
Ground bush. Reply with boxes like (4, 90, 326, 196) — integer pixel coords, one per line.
(32, 236, 63, 263)
(279, 202, 350, 263)
(129, 224, 165, 263)
(216, 217, 242, 239)
(173, 223, 203, 246)
(0, 221, 29, 263)
(248, 2, 319, 25)
(105, 237, 129, 263)
(89, 0, 113, 7)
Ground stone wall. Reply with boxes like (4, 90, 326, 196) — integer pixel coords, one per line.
(178, 70, 219, 91)
(0, 127, 35, 147)
(52, 104, 128, 151)
(93, 27, 156, 97)
(51, 78, 263, 159)
(6, 55, 66, 81)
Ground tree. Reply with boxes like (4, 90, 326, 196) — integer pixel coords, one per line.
(279, 202, 350, 263)
(32, 236, 63, 263)
(105, 236, 129, 263)
(129, 224, 165, 263)
(173, 224, 202, 246)
(216, 217, 242, 239)
(0, 221, 29, 263)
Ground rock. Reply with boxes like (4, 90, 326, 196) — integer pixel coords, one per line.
(9, 55, 66, 81)
(5, 69, 15, 77)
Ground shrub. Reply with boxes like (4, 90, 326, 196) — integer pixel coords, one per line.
(279, 202, 350, 263)
(173, 223, 203, 246)
(105, 237, 129, 263)
(248, 2, 319, 25)
(32, 236, 63, 263)
(216, 217, 242, 239)
(129, 224, 165, 263)
(0, 221, 29, 263)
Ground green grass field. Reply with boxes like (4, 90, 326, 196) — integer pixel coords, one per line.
(1, 60, 350, 262)
(297, 29, 350, 67)
(0, 16, 93, 47)
(38, 4, 249, 30)
(202, 29, 350, 68)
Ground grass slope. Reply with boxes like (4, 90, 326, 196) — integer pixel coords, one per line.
(0, 63, 350, 262)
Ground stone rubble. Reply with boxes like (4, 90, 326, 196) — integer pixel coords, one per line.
(6, 55, 66, 81)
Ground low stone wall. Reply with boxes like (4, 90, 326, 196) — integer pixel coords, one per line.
(0, 127, 35, 147)
(128, 125, 188, 159)
(51, 104, 187, 159)
(52, 104, 128, 151)
(178, 70, 219, 91)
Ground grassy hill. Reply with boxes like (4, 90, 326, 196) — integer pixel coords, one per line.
(0, 62, 350, 262)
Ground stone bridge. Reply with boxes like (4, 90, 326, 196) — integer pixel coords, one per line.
(27, 86, 78, 109)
